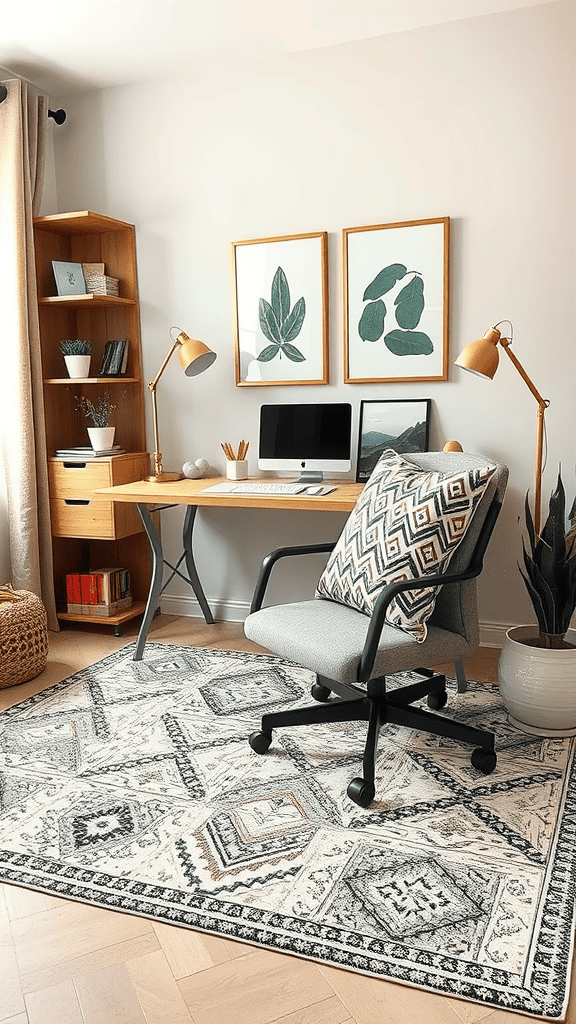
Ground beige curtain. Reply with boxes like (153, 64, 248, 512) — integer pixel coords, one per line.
(0, 79, 58, 630)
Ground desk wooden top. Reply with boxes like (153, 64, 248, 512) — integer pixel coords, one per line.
(95, 476, 363, 512)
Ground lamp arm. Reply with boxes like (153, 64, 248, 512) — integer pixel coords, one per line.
(148, 337, 180, 391)
(500, 340, 547, 409)
(500, 340, 549, 536)
(147, 338, 181, 478)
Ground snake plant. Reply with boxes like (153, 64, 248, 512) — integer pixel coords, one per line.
(60, 339, 91, 355)
(519, 470, 576, 648)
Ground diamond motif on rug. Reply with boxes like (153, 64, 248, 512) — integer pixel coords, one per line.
(0, 641, 574, 1020)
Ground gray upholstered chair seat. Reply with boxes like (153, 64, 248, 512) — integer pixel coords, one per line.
(245, 598, 474, 686)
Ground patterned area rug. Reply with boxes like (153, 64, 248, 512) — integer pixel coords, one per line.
(0, 642, 574, 1019)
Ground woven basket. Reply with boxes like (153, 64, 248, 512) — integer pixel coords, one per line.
(0, 587, 49, 688)
(85, 274, 119, 297)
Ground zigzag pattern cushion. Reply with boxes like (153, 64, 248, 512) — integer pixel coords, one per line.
(316, 449, 496, 641)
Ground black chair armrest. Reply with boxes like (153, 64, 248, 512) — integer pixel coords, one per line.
(250, 542, 336, 613)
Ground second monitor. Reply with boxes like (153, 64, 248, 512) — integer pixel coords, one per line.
(258, 402, 352, 482)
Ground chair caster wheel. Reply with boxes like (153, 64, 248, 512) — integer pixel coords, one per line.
(427, 689, 448, 710)
(347, 777, 376, 808)
(311, 682, 332, 702)
(471, 747, 497, 774)
(249, 730, 272, 754)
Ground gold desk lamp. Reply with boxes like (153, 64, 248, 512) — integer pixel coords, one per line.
(455, 322, 549, 535)
(147, 327, 217, 483)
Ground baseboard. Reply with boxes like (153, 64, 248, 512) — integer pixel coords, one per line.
(160, 594, 249, 623)
(160, 594, 512, 649)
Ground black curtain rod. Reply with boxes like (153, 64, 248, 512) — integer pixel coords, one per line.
(0, 84, 66, 122)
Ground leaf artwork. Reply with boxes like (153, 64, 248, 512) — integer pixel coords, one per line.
(258, 268, 306, 362)
(358, 263, 433, 356)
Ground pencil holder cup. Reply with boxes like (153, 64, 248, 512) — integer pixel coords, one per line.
(226, 459, 248, 480)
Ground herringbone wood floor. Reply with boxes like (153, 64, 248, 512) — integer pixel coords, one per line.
(0, 615, 574, 1024)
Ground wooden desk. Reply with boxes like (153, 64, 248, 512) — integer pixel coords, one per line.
(97, 476, 362, 659)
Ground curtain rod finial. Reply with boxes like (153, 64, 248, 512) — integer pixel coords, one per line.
(48, 108, 66, 124)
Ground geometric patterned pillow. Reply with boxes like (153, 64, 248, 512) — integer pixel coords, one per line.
(315, 449, 496, 642)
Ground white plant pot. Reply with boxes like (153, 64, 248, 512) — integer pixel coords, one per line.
(64, 354, 91, 378)
(498, 624, 576, 736)
(87, 426, 115, 451)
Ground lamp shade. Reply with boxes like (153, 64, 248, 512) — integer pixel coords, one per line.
(175, 331, 217, 377)
(454, 327, 501, 379)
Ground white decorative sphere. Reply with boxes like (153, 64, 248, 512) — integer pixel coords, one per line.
(195, 458, 209, 475)
(182, 461, 201, 479)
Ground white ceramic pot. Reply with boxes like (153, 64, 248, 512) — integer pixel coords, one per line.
(87, 426, 115, 451)
(498, 625, 576, 736)
(64, 354, 91, 378)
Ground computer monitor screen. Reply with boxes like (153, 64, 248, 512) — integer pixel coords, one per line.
(258, 403, 352, 481)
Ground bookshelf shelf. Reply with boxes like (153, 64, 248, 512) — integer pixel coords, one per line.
(44, 377, 140, 385)
(39, 294, 135, 307)
(34, 210, 152, 633)
(57, 600, 147, 636)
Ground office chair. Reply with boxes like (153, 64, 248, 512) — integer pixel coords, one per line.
(244, 450, 508, 808)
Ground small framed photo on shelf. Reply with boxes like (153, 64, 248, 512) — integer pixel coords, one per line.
(232, 231, 329, 386)
(52, 261, 86, 296)
(343, 217, 449, 384)
(356, 398, 431, 483)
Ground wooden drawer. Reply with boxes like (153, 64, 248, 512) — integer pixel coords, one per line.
(48, 453, 149, 539)
(49, 453, 149, 499)
(50, 497, 144, 539)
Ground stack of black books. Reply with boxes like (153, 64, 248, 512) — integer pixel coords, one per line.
(99, 340, 128, 376)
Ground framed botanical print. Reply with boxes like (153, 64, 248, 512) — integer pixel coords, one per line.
(343, 217, 449, 384)
(356, 398, 431, 482)
(232, 231, 328, 386)
(52, 261, 86, 296)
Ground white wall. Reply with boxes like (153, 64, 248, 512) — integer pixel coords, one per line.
(51, 1, 576, 640)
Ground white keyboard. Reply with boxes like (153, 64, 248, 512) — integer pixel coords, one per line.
(202, 482, 335, 496)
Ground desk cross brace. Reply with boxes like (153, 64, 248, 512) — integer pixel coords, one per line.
(134, 502, 214, 660)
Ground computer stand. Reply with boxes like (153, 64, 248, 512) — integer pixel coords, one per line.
(297, 471, 324, 483)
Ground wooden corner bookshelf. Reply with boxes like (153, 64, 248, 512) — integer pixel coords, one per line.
(34, 210, 152, 634)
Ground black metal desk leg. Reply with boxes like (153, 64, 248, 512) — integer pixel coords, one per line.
(134, 503, 165, 660)
(182, 505, 214, 624)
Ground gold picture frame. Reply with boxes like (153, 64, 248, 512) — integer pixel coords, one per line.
(232, 231, 329, 386)
(343, 217, 450, 384)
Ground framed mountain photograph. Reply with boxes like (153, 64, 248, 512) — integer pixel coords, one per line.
(356, 398, 431, 482)
(232, 231, 328, 386)
(344, 217, 449, 383)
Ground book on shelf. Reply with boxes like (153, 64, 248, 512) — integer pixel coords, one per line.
(99, 339, 128, 376)
(66, 568, 131, 616)
(66, 596, 133, 617)
(54, 445, 125, 459)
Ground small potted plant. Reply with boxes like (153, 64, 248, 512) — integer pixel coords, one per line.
(498, 470, 576, 735)
(60, 340, 91, 378)
(76, 391, 117, 450)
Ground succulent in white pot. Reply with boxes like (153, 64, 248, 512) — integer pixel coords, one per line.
(76, 391, 117, 450)
(60, 339, 91, 378)
(498, 471, 576, 735)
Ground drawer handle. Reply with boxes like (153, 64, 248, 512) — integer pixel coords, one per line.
(64, 499, 91, 506)
(62, 462, 87, 469)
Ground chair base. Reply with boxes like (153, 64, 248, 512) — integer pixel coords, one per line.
(249, 669, 496, 807)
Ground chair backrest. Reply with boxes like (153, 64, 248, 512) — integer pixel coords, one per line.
(404, 451, 508, 640)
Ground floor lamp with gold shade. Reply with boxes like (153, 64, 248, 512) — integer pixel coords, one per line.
(455, 322, 549, 536)
(147, 327, 217, 483)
